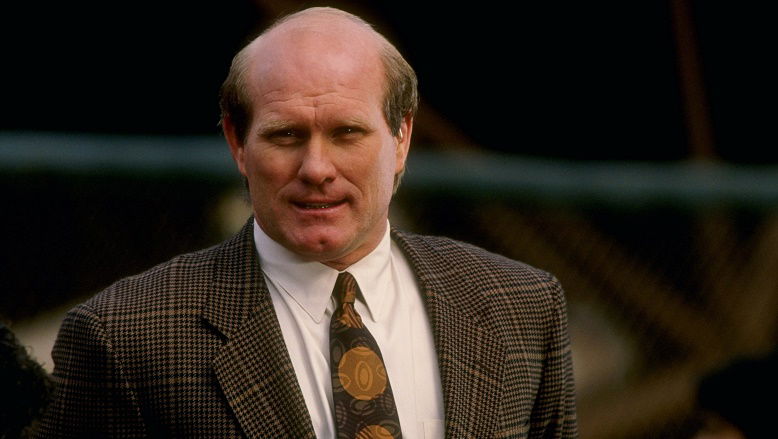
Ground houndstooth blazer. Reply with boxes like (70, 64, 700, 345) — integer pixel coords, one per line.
(34, 219, 577, 438)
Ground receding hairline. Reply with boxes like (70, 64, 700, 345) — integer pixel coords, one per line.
(264, 7, 380, 39)
(234, 7, 399, 94)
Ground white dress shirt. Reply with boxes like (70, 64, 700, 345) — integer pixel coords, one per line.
(253, 220, 444, 438)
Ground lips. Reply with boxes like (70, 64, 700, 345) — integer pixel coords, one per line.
(293, 199, 347, 210)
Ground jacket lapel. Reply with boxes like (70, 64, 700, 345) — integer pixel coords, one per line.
(392, 229, 505, 438)
(202, 220, 315, 438)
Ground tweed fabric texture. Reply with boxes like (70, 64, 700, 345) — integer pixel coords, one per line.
(33, 218, 577, 438)
(330, 272, 402, 438)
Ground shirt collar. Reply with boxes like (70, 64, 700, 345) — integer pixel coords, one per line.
(253, 220, 393, 324)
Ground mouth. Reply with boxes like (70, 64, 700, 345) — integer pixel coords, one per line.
(293, 199, 347, 210)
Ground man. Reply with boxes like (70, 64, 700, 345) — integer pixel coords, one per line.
(34, 7, 577, 438)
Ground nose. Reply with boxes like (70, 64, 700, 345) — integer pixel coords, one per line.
(297, 136, 337, 186)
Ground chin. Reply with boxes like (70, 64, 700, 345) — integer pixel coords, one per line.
(290, 232, 353, 260)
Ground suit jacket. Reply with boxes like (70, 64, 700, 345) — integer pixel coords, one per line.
(34, 219, 577, 438)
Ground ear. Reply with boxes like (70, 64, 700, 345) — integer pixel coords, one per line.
(394, 113, 413, 174)
(222, 115, 248, 177)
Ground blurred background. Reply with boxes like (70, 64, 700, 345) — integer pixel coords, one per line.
(1, 0, 776, 437)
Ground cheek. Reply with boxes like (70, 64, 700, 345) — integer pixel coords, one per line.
(365, 143, 400, 196)
(246, 149, 293, 184)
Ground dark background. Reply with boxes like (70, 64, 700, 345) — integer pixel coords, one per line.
(2, 3, 776, 437)
(2, 1, 773, 161)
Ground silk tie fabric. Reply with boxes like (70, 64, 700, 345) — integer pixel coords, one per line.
(329, 272, 402, 438)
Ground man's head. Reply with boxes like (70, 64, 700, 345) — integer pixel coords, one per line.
(220, 7, 417, 270)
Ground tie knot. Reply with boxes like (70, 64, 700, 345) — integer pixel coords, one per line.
(334, 272, 359, 306)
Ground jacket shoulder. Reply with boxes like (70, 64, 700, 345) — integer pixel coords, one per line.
(84, 241, 223, 313)
(393, 229, 560, 290)
(392, 229, 567, 323)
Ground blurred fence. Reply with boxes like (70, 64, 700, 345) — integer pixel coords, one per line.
(2, 132, 777, 438)
(5, 132, 778, 209)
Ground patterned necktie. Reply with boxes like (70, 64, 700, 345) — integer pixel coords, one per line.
(329, 272, 402, 439)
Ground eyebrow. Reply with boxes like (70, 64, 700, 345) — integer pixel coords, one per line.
(257, 120, 296, 132)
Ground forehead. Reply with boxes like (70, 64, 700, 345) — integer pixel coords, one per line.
(246, 16, 386, 108)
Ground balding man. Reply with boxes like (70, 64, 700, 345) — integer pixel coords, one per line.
(34, 7, 577, 439)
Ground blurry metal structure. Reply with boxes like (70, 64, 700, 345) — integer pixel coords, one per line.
(670, 0, 715, 160)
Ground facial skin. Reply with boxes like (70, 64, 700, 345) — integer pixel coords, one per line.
(223, 14, 412, 271)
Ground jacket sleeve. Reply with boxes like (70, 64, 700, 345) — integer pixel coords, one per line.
(32, 303, 147, 438)
(529, 276, 578, 439)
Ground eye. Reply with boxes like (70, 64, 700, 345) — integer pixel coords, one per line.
(265, 128, 305, 146)
(333, 126, 365, 141)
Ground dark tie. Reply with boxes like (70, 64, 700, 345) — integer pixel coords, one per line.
(329, 272, 402, 439)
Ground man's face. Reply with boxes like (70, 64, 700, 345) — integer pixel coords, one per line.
(226, 25, 411, 269)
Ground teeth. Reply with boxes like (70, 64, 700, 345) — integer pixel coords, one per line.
(303, 203, 334, 209)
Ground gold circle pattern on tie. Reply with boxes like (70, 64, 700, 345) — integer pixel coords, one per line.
(330, 272, 402, 438)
